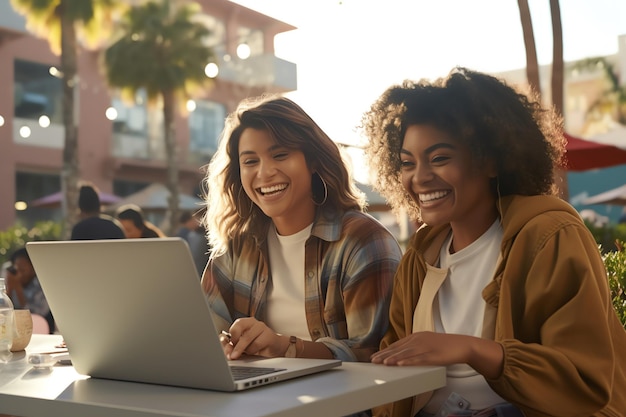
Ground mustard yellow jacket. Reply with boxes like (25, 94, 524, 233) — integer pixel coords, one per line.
(375, 195, 626, 417)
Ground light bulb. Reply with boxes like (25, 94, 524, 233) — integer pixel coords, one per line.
(205, 63, 219, 78)
(236, 43, 251, 60)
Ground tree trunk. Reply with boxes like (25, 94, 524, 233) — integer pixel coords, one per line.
(549, 0, 568, 200)
(550, 0, 564, 116)
(60, 0, 79, 239)
(162, 89, 180, 237)
(517, 0, 541, 95)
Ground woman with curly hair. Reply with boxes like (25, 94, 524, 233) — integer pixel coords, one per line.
(363, 67, 626, 416)
(201, 95, 402, 363)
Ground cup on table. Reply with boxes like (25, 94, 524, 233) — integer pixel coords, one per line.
(11, 309, 33, 352)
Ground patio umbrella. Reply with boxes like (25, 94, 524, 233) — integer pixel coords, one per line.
(582, 184, 626, 206)
(565, 133, 626, 171)
(107, 183, 203, 211)
(30, 190, 122, 208)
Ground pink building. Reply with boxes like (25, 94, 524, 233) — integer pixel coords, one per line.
(0, 0, 297, 230)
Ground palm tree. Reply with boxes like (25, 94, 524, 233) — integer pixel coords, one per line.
(10, 0, 124, 238)
(517, 0, 541, 95)
(549, 0, 568, 200)
(517, 0, 568, 199)
(550, 0, 564, 117)
(104, 0, 214, 236)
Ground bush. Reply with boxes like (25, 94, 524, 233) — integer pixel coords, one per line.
(585, 221, 626, 253)
(604, 240, 626, 329)
(0, 221, 62, 267)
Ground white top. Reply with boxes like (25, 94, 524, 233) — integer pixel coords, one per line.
(424, 220, 506, 412)
(265, 223, 312, 340)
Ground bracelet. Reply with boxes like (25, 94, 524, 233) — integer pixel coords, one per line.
(285, 336, 298, 358)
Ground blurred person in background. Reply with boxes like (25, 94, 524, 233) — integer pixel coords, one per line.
(6, 248, 55, 333)
(176, 211, 197, 241)
(176, 210, 210, 276)
(71, 182, 125, 240)
(116, 204, 165, 238)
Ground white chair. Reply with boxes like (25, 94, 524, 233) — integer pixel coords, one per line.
(31, 313, 50, 334)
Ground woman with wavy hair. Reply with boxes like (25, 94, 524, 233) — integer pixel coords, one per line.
(363, 67, 626, 416)
(201, 95, 402, 363)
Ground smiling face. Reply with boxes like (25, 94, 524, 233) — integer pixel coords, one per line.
(400, 124, 498, 248)
(238, 127, 316, 236)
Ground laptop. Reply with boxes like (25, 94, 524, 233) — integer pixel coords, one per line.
(26, 238, 341, 391)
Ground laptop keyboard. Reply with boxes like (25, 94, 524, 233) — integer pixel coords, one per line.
(230, 366, 286, 381)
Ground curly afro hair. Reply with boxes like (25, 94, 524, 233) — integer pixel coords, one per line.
(360, 67, 566, 221)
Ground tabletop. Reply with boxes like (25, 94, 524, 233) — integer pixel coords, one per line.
(0, 334, 446, 417)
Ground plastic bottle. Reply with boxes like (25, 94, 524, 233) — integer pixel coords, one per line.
(0, 278, 14, 362)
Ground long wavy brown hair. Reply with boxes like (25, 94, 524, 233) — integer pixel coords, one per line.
(203, 95, 365, 257)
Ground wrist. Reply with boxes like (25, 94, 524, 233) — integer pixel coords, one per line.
(284, 335, 298, 358)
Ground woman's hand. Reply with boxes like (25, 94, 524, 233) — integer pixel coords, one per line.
(370, 331, 504, 379)
(222, 317, 290, 360)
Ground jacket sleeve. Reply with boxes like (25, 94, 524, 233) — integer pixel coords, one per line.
(488, 220, 616, 416)
(201, 250, 235, 333)
(373, 248, 421, 417)
(318, 218, 402, 362)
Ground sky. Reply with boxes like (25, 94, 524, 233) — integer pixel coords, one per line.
(231, 0, 626, 180)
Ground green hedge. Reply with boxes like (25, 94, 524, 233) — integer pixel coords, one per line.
(0, 221, 61, 267)
(604, 240, 626, 329)
(585, 221, 626, 253)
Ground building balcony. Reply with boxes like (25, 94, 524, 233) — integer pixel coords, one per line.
(215, 53, 297, 92)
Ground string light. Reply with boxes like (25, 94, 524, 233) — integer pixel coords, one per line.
(105, 107, 118, 120)
(19, 126, 31, 138)
(38, 115, 50, 128)
(204, 62, 218, 78)
(236, 42, 251, 59)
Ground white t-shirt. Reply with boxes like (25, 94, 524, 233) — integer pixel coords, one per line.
(264, 223, 312, 341)
(423, 220, 506, 412)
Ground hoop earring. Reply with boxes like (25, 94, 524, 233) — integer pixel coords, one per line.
(311, 172, 328, 206)
(236, 187, 253, 219)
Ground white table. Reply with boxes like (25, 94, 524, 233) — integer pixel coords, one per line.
(0, 335, 445, 417)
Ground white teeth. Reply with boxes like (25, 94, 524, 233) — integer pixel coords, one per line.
(419, 190, 450, 203)
(260, 184, 287, 194)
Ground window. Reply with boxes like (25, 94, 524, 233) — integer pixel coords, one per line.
(188, 100, 225, 158)
(14, 60, 62, 123)
(200, 14, 226, 49)
(110, 93, 147, 137)
(15, 172, 62, 228)
(237, 27, 264, 57)
(109, 90, 164, 159)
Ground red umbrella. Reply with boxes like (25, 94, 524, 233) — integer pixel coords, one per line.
(565, 133, 626, 171)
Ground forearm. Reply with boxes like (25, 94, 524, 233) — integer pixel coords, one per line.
(297, 339, 334, 359)
(274, 334, 334, 359)
(468, 337, 504, 379)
